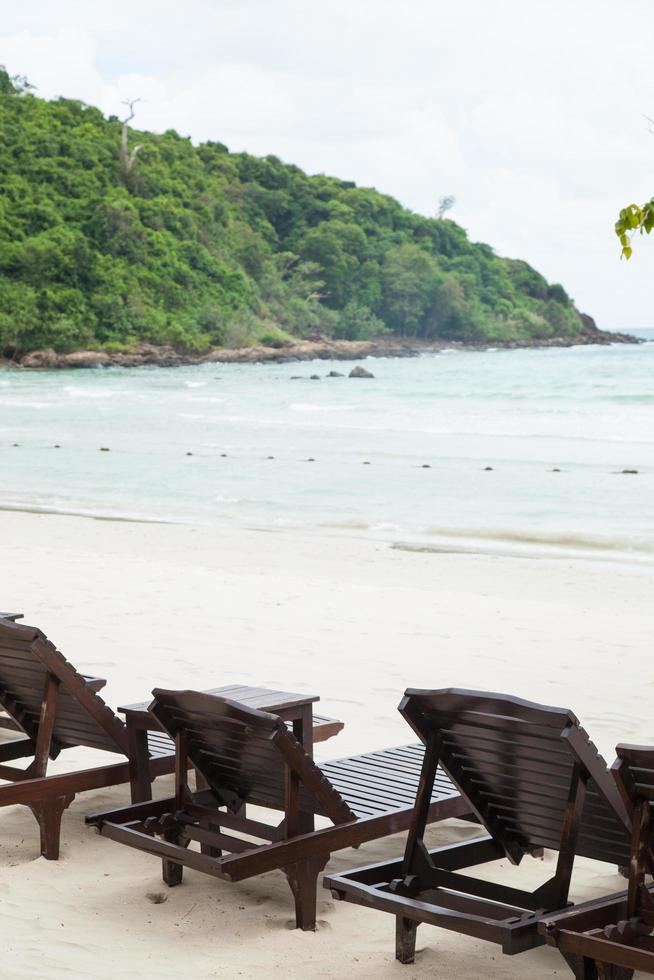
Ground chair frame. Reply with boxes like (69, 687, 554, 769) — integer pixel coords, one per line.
(0, 614, 174, 858)
(325, 688, 633, 969)
(88, 688, 470, 929)
(539, 743, 654, 979)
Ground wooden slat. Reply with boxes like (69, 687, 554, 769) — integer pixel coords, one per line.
(320, 747, 459, 818)
(403, 688, 578, 727)
(0, 737, 35, 763)
(0, 712, 22, 732)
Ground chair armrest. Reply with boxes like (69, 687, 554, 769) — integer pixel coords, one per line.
(81, 675, 107, 693)
(311, 714, 345, 743)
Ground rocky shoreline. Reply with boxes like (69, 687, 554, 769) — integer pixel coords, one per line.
(1, 315, 642, 370)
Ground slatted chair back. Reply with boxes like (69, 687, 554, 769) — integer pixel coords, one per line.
(0, 618, 128, 758)
(150, 689, 355, 824)
(613, 744, 654, 813)
(612, 744, 654, 899)
(400, 688, 631, 867)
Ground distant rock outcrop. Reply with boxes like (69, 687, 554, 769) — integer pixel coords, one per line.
(19, 343, 186, 369)
(7, 318, 641, 371)
(576, 312, 637, 345)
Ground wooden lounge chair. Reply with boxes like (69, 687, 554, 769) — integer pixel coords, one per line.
(0, 617, 346, 861)
(0, 615, 180, 858)
(324, 688, 633, 971)
(539, 743, 654, 978)
(87, 688, 470, 929)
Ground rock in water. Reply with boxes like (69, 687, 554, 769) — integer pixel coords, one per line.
(326, 370, 344, 377)
(349, 365, 374, 379)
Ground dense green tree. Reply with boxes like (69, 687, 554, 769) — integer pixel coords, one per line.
(381, 244, 441, 335)
(333, 302, 386, 340)
(298, 220, 367, 308)
(0, 67, 582, 357)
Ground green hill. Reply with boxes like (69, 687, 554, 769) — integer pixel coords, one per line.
(0, 68, 583, 358)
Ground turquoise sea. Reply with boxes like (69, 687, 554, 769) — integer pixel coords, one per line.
(1, 333, 653, 562)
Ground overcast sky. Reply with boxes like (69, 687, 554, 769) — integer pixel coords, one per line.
(2, 0, 653, 328)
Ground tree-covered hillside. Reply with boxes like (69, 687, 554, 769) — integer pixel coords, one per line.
(0, 69, 583, 357)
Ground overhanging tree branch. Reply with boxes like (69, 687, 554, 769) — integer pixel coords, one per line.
(614, 115, 654, 258)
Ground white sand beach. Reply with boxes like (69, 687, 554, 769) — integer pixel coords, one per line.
(1, 509, 652, 979)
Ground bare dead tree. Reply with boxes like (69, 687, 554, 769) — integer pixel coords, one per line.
(120, 98, 143, 179)
(437, 195, 456, 219)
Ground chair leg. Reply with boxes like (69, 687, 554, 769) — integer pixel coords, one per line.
(29, 794, 74, 860)
(395, 916, 418, 964)
(284, 858, 325, 930)
(199, 821, 221, 858)
(162, 829, 186, 886)
(596, 964, 634, 980)
(562, 954, 634, 980)
(561, 953, 599, 979)
(162, 857, 183, 886)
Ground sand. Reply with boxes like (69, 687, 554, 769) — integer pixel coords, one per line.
(1, 509, 652, 979)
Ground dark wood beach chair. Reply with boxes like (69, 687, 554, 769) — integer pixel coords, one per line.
(0, 615, 178, 858)
(324, 689, 633, 973)
(539, 743, 654, 978)
(0, 613, 347, 860)
(87, 688, 470, 929)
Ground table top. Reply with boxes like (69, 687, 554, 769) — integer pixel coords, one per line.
(118, 684, 319, 719)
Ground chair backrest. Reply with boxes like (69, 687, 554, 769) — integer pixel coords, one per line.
(0, 618, 128, 757)
(613, 744, 654, 812)
(612, 744, 654, 910)
(400, 688, 631, 866)
(150, 689, 355, 823)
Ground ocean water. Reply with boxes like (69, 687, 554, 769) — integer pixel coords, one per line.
(1, 335, 653, 562)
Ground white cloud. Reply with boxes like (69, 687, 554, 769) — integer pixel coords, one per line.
(1, 0, 653, 327)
